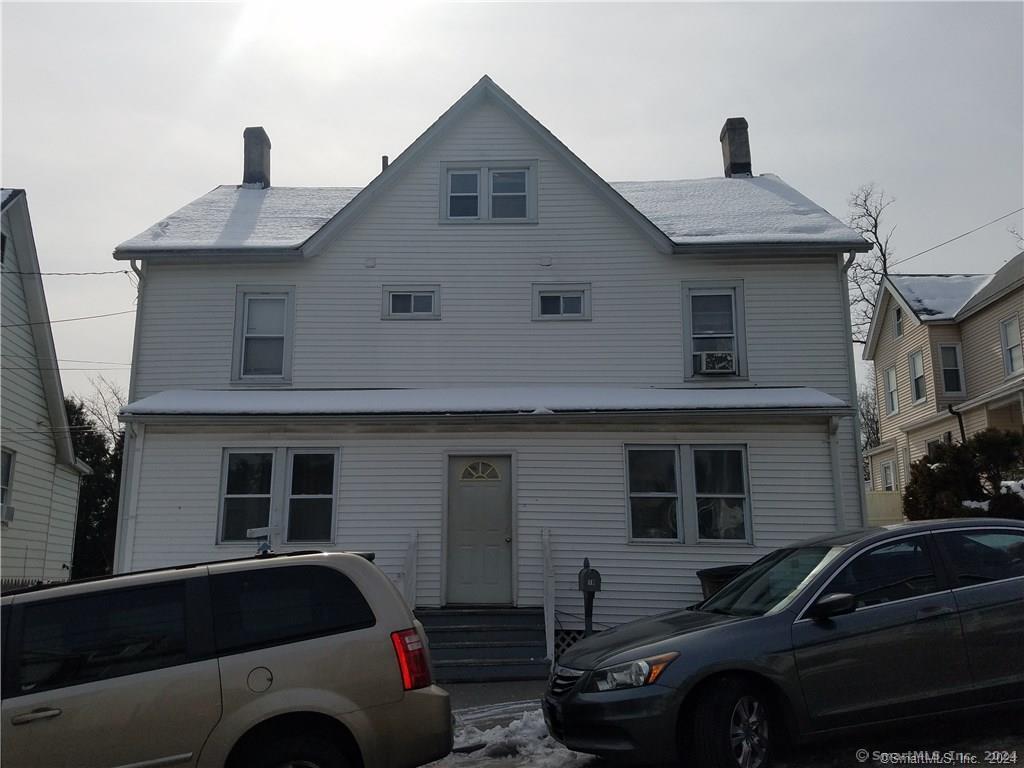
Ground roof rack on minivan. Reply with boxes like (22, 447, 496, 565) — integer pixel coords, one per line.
(0, 550, 376, 596)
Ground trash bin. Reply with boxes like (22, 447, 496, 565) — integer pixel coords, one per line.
(696, 564, 748, 600)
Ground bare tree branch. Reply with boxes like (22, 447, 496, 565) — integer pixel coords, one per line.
(846, 183, 897, 344)
(81, 375, 127, 447)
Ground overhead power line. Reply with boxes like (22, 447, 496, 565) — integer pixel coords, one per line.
(1, 309, 136, 329)
(889, 207, 1024, 269)
(1, 354, 132, 366)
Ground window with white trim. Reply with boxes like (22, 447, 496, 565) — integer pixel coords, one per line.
(440, 161, 537, 222)
(1, 449, 14, 518)
(383, 285, 440, 320)
(909, 350, 926, 404)
(626, 448, 681, 540)
(625, 445, 752, 543)
(894, 307, 904, 338)
(938, 344, 965, 394)
(1000, 315, 1023, 376)
(885, 367, 899, 415)
(682, 282, 747, 379)
(219, 448, 339, 545)
(285, 450, 337, 543)
(880, 461, 895, 492)
(693, 448, 749, 541)
(532, 283, 590, 320)
(233, 287, 294, 382)
(220, 451, 274, 542)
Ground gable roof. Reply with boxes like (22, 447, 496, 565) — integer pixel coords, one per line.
(115, 76, 868, 262)
(862, 252, 1024, 360)
(1, 189, 88, 473)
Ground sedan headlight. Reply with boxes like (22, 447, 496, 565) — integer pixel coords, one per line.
(585, 652, 678, 692)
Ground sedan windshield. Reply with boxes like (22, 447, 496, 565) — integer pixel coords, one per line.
(699, 545, 846, 617)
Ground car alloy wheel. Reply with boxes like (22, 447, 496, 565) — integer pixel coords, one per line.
(729, 695, 769, 768)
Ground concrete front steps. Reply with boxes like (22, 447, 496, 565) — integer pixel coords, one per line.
(416, 607, 550, 683)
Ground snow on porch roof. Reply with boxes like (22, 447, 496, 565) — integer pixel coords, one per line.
(122, 386, 848, 419)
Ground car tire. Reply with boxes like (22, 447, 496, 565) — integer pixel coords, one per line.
(240, 732, 351, 768)
(688, 677, 772, 768)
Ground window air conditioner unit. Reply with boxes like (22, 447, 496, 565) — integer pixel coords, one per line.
(698, 351, 736, 374)
(1, 505, 14, 524)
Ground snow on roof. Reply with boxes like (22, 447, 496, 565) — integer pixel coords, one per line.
(611, 175, 866, 247)
(115, 186, 361, 253)
(888, 274, 993, 321)
(122, 385, 848, 418)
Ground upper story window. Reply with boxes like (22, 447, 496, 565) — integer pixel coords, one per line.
(1, 449, 14, 523)
(233, 287, 294, 383)
(885, 367, 899, 415)
(383, 285, 440, 320)
(440, 161, 538, 223)
(1000, 315, 1023, 376)
(532, 283, 591, 321)
(938, 343, 965, 394)
(909, 350, 926, 404)
(682, 281, 747, 379)
(893, 307, 904, 338)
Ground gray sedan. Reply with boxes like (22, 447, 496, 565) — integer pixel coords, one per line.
(543, 518, 1024, 768)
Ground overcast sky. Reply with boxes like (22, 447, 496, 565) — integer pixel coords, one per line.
(2, 1, 1022, 400)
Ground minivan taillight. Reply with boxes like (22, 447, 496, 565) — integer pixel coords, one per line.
(391, 628, 432, 691)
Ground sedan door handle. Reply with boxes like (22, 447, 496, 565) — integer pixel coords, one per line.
(11, 707, 62, 725)
(916, 605, 956, 621)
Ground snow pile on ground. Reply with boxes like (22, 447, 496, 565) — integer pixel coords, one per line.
(962, 479, 1024, 511)
(428, 709, 595, 768)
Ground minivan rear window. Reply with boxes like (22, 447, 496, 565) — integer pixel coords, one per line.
(16, 582, 188, 695)
(210, 565, 375, 654)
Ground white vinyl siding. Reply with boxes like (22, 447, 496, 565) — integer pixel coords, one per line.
(938, 343, 965, 394)
(1000, 315, 1023, 376)
(123, 421, 848, 627)
(885, 367, 899, 415)
(909, 350, 926, 404)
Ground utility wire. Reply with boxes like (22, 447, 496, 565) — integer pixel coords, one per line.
(3, 366, 131, 371)
(1, 354, 132, 366)
(1, 309, 136, 329)
(889, 207, 1024, 269)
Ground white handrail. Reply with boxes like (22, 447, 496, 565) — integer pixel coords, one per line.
(542, 528, 555, 662)
(402, 530, 419, 606)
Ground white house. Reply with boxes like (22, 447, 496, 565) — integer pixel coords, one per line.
(112, 77, 868, 667)
(1, 189, 89, 589)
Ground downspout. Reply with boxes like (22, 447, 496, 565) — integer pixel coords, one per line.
(841, 252, 868, 527)
(947, 404, 967, 443)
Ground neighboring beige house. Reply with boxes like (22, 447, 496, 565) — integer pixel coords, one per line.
(863, 252, 1024, 521)
(1, 189, 89, 588)
(112, 76, 869, 670)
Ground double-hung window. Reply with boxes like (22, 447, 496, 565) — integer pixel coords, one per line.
(1, 449, 13, 520)
(938, 344, 965, 394)
(383, 285, 440, 320)
(233, 287, 294, 382)
(909, 350, 926, 404)
(533, 283, 591, 320)
(220, 448, 339, 545)
(626, 445, 751, 543)
(894, 307, 904, 338)
(683, 282, 746, 378)
(885, 367, 899, 415)
(441, 161, 537, 222)
(880, 461, 895, 492)
(1000, 315, 1023, 376)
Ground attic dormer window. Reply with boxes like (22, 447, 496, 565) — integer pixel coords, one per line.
(441, 161, 538, 223)
(894, 307, 904, 338)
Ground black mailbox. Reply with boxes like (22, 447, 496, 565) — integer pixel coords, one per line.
(578, 558, 602, 592)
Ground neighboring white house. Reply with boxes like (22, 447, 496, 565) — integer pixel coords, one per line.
(1, 189, 89, 589)
(112, 76, 869, 637)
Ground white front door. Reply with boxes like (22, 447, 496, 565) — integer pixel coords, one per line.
(446, 456, 513, 605)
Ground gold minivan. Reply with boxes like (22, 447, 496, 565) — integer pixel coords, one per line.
(1, 551, 453, 768)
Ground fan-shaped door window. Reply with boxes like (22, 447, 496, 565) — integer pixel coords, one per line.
(461, 460, 500, 481)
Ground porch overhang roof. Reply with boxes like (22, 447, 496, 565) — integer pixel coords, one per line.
(121, 386, 850, 423)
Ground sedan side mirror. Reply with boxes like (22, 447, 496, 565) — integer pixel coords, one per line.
(808, 592, 857, 621)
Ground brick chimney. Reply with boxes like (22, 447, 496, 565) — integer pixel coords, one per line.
(719, 117, 751, 178)
(243, 127, 271, 188)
